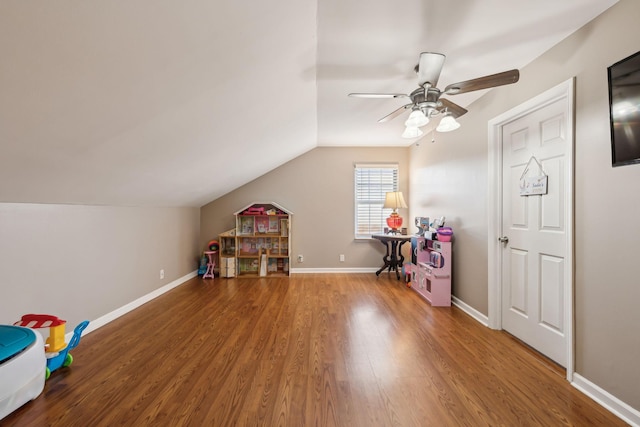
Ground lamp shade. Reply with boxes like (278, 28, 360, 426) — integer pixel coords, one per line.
(383, 191, 408, 211)
(405, 110, 429, 127)
(401, 126, 423, 139)
(436, 114, 461, 132)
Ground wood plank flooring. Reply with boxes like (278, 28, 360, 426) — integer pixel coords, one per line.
(2, 274, 628, 426)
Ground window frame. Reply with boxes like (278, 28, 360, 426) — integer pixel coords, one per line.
(354, 163, 399, 239)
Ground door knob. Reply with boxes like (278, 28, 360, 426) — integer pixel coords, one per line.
(498, 236, 509, 244)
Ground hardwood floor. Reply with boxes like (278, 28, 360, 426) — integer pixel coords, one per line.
(3, 274, 627, 426)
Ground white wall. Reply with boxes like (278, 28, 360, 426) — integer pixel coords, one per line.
(0, 203, 200, 329)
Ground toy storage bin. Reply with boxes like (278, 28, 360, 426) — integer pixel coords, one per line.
(0, 325, 46, 421)
(436, 227, 453, 242)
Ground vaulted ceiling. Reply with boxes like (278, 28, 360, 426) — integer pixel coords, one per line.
(0, 0, 618, 207)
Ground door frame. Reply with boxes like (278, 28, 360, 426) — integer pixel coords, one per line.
(487, 77, 575, 380)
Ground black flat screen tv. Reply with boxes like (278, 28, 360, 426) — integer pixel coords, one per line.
(608, 50, 640, 167)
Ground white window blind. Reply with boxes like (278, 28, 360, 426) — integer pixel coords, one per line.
(354, 163, 399, 239)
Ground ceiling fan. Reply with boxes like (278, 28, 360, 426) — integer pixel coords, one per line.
(349, 52, 520, 137)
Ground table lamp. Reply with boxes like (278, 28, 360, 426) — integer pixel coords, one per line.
(383, 191, 408, 234)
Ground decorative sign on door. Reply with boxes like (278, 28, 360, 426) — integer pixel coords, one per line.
(519, 156, 548, 196)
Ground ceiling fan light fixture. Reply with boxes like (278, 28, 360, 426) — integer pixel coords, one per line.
(350, 52, 520, 136)
(402, 126, 423, 139)
(404, 110, 429, 127)
(436, 114, 461, 132)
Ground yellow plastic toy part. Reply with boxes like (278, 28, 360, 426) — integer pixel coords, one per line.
(46, 323, 68, 353)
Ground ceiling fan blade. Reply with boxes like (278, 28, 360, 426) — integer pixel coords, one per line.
(417, 52, 446, 87)
(378, 104, 412, 123)
(439, 98, 468, 118)
(443, 69, 520, 95)
(348, 93, 408, 99)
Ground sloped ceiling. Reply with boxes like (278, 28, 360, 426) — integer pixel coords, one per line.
(0, 0, 618, 207)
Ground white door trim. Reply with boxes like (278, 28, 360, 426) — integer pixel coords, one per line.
(487, 77, 575, 380)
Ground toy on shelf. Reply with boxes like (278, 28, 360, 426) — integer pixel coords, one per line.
(436, 226, 453, 242)
(207, 240, 220, 252)
(14, 314, 90, 380)
(415, 217, 430, 236)
(244, 206, 265, 215)
(415, 216, 447, 239)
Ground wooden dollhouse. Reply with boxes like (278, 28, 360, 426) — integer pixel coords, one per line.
(219, 202, 292, 278)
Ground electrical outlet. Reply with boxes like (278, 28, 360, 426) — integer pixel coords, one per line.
(298, 255, 304, 263)
(339, 254, 345, 262)
(160, 269, 165, 279)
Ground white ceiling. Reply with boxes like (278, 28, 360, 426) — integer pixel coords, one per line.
(0, 0, 618, 207)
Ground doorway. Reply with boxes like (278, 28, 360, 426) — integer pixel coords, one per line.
(487, 78, 575, 379)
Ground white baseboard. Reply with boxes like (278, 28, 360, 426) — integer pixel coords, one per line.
(453, 295, 639, 426)
(452, 296, 489, 326)
(289, 267, 379, 274)
(66, 270, 197, 341)
(572, 373, 640, 426)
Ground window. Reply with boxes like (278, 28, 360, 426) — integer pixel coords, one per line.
(354, 163, 399, 239)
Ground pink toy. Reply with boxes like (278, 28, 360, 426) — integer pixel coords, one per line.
(245, 207, 265, 215)
(411, 238, 452, 306)
(437, 227, 453, 242)
(203, 251, 217, 279)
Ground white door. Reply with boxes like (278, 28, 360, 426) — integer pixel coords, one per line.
(498, 87, 573, 367)
(489, 79, 574, 375)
